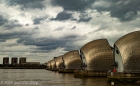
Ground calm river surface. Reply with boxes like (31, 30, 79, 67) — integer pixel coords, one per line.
(0, 69, 139, 86)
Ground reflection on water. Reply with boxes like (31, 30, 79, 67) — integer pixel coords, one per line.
(0, 69, 139, 86)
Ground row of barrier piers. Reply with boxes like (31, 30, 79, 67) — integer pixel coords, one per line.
(46, 68, 140, 84)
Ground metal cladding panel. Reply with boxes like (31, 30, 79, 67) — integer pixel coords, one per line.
(80, 39, 114, 71)
(47, 61, 51, 68)
(55, 55, 64, 69)
(63, 50, 82, 69)
(115, 31, 140, 72)
(51, 59, 56, 69)
(49, 60, 53, 68)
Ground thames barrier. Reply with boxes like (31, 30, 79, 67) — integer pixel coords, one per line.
(46, 30, 140, 84)
(59, 50, 82, 73)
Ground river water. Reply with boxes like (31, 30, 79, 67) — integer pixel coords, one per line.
(0, 69, 139, 86)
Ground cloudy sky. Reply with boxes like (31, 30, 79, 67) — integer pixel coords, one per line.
(0, 0, 140, 64)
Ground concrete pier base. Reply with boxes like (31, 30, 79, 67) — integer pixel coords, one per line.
(107, 73, 140, 83)
(74, 70, 85, 78)
(58, 69, 75, 73)
(107, 76, 140, 83)
(74, 70, 107, 78)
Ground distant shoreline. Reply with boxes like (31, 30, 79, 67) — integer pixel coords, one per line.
(0, 67, 45, 69)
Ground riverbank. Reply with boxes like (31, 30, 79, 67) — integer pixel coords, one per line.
(0, 67, 45, 69)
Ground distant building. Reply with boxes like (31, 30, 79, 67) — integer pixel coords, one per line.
(19, 57, 26, 65)
(11, 57, 18, 65)
(3, 57, 9, 65)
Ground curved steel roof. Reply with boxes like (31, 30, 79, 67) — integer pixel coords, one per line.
(47, 61, 50, 68)
(50, 59, 56, 69)
(80, 39, 113, 71)
(63, 50, 82, 69)
(47, 60, 52, 69)
(54, 55, 64, 69)
(115, 31, 140, 72)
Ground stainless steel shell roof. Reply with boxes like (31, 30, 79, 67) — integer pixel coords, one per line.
(63, 50, 82, 69)
(54, 55, 64, 69)
(47, 60, 51, 68)
(115, 31, 140, 72)
(50, 59, 56, 69)
(80, 39, 113, 71)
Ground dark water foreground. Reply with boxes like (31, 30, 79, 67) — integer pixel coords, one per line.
(0, 69, 139, 86)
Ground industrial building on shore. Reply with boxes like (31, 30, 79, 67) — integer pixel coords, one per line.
(3, 57, 9, 66)
(19, 57, 26, 65)
(11, 57, 18, 66)
(1, 57, 45, 69)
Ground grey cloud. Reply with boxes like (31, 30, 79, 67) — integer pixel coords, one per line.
(0, 15, 8, 25)
(110, 2, 138, 21)
(19, 13, 26, 17)
(51, 0, 140, 21)
(4, 23, 23, 29)
(0, 32, 28, 41)
(54, 27, 64, 31)
(5, 0, 45, 10)
(33, 16, 47, 25)
(0, 39, 6, 42)
(94, 0, 140, 21)
(71, 18, 78, 21)
(3, 20, 23, 29)
(17, 34, 80, 51)
(71, 26, 76, 30)
(51, 0, 96, 11)
(78, 12, 92, 22)
(0, 13, 23, 29)
(79, 17, 92, 22)
(54, 26, 76, 31)
(51, 11, 72, 21)
(25, 24, 29, 26)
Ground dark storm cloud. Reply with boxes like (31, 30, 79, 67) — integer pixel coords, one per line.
(94, 0, 140, 21)
(110, 0, 139, 21)
(33, 16, 48, 25)
(5, 0, 45, 10)
(0, 15, 8, 25)
(3, 20, 23, 29)
(0, 32, 28, 40)
(0, 13, 23, 29)
(52, 0, 140, 21)
(0, 39, 6, 42)
(51, 11, 72, 21)
(79, 17, 92, 22)
(51, 11, 92, 22)
(51, 0, 96, 11)
(17, 34, 80, 51)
